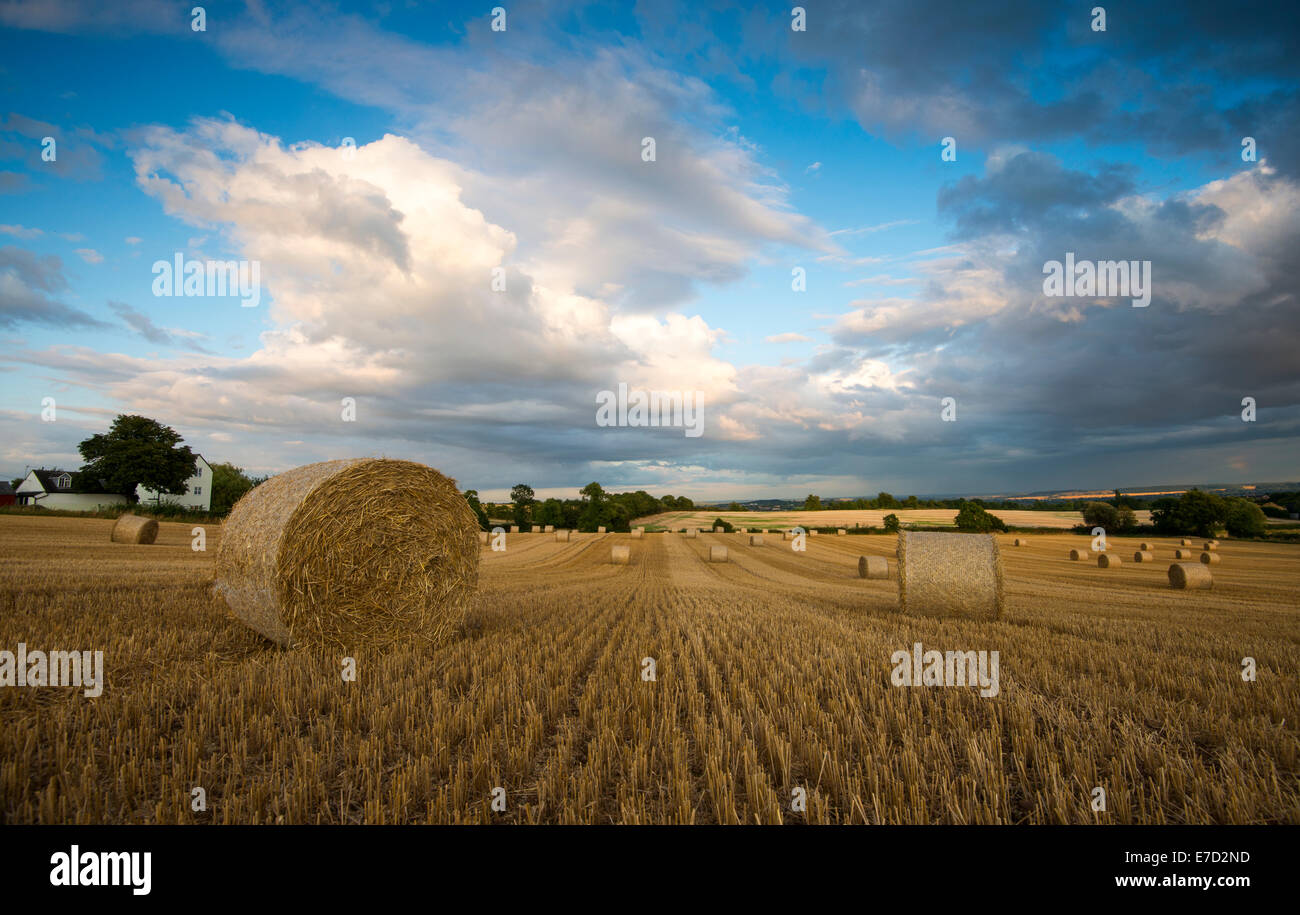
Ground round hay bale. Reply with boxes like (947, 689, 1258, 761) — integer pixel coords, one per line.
(749, 534, 765, 546)
(1202, 541, 1217, 551)
(1169, 562, 1213, 589)
(1180, 538, 1192, 546)
(1199, 552, 1220, 565)
(1133, 550, 1154, 563)
(783, 531, 796, 541)
(544, 525, 555, 533)
(897, 532, 1003, 619)
(1098, 553, 1122, 568)
(610, 545, 630, 565)
(1069, 548, 1089, 561)
(214, 458, 477, 649)
(684, 528, 697, 539)
(598, 526, 606, 534)
(510, 525, 519, 534)
(555, 529, 571, 542)
(631, 529, 644, 539)
(713, 526, 723, 533)
(111, 514, 158, 545)
(1012, 538, 1027, 546)
(1139, 542, 1155, 551)
(836, 529, 847, 536)
(708, 545, 728, 562)
(808, 530, 818, 536)
(1174, 548, 1195, 560)
(858, 555, 888, 579)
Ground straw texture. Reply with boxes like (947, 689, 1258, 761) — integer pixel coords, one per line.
(858, 555, 888, 579)
(897, 531, 1003, 619)
(111, 514, 158, 545)
(1169, 563, 1213, 589)
(214, 458, 478, 650)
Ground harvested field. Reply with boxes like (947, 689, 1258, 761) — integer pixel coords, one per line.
(1, 517, 1298, 825)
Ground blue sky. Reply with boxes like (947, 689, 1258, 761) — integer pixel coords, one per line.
(1, 0, 1297, 500)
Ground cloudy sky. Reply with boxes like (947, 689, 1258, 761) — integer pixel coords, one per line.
(1, 0, 1296, 500)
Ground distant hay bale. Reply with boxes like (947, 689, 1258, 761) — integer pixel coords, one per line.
(598, 526, 606, 534)
(214, 458, 477, 650)
(1202, 542, 1217, 551)
(1069, 549, 1089, 561)
(836, 529, 847, 536)
(709, 546, 728, 562)
(783, 531, 796, 541)
(1169, 562, 1213, 589)
(111, 514, 158, 545)
(685, 528, 697, 539)
(749, 535, 765, 546)
(1180, 538, 1192, 546)
(1097, 553, 1122, 568)
(1199, 552, 1221, 565)
(510, 525, 519, 534)
(1133, 550, 1154, 563)
(611, 545, 630, 565)
(858, 555, 888, 579)
(1012, 538, 1027, 546)
(809, 530, 818, 536)
(897, 531, 1003, 620)
(544, 525, 554, 533)
(1140, 542, 1155, 550)
(555, 530, 571, 542)
(713, 526, 723, 533)
(1174, 548, 1195, 560)
(631, 528, 644, 539)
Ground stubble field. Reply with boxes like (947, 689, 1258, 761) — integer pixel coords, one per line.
(1, 515, 1297, 824)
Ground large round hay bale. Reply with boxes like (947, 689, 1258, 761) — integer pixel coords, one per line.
(611, 545, 630, 565)
(214, 459, 477, 649)
(1133, 550, 1154, 563)
(1098, 553, 1122, 568)
(1199, 552, 1220, 565)
(1202, 541, 1217, 551)
(1174, 548, 1195, 560)
(111, 514, 158, 545)
(1169, 562, 1212, 589)
(709, 545, 728, 563)
(858, 555, 888, 579)
(1069, 548, 1089, 561)
(897, 531, 1003, 619)
(684, 528, 697, 539)
(1139, 542, 1155, 551)
(749, 534, 765, 546)
(555, 529, 571, 542)
(1180, 538, 1192, 546)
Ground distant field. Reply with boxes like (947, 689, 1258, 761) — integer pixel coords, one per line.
(638, 508, 1151, 530)
(2, 515, 1297, 824)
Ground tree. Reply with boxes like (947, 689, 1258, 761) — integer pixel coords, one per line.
(1223, 499, 1267, 538)
(712, 516, 735, 533)
(462, 489, 491, 530)
(955, 503, 1006, 532)
(882, 513, 901, 533)
(210, 462, 262, 515)
(510, 483, 535, 527)
(1082, 501, 1119, 531)
(78, 415, 197, 501)
(803, 494, 822, 510)
(727, 501, 742, 512)
(877, 492, 897, 509)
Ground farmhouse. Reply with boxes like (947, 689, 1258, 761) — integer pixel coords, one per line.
(136, 453, 213, 511)
(14, 470, 128, 511)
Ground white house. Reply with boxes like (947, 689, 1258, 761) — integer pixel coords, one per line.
(136, 453, 213, 511)
(15, 469, 129, 511)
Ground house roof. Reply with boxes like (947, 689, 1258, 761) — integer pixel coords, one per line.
(20, 469, 118, 495)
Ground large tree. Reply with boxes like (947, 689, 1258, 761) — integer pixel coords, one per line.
(78, 415, 197, 501)
(510, 483, 536, 527)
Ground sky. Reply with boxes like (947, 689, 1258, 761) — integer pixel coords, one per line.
(0, 0, 1297, 501)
